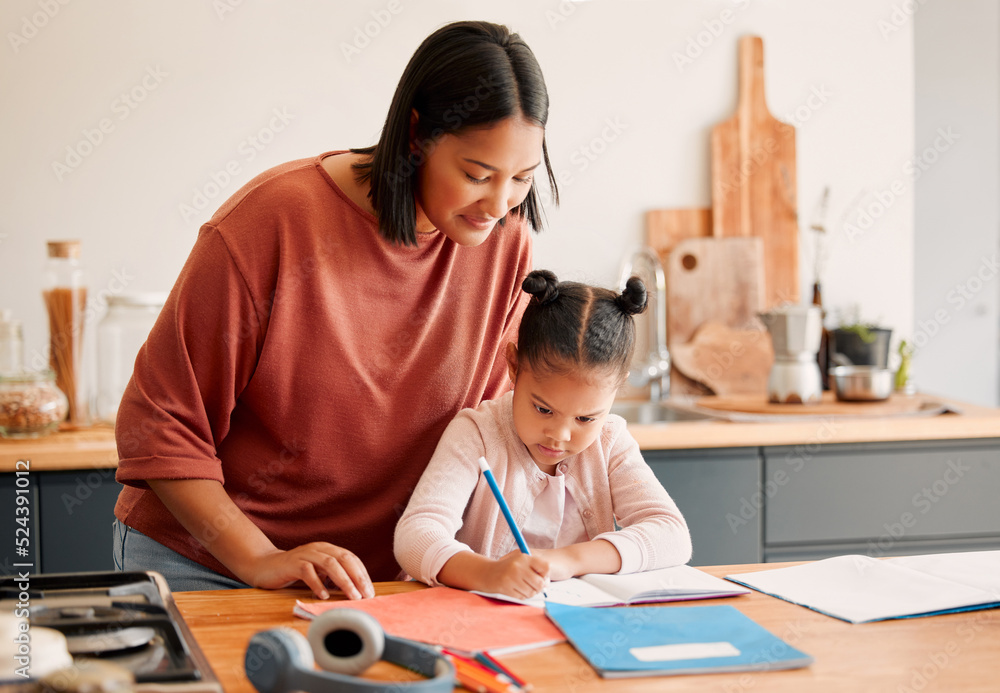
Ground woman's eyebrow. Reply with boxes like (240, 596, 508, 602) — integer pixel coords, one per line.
(463, 158, 540, 174)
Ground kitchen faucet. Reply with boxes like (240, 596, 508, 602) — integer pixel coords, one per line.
(618, 246, 670, 401)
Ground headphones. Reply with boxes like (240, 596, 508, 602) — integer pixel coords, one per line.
(244, 609, 455, 693)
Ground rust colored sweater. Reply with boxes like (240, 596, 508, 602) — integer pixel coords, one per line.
(114, 152, 532, 582)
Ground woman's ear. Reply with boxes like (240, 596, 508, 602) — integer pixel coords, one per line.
(409, 109, 419, 154)
(505, 342, 519, 384)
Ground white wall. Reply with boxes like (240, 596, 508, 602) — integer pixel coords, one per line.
(913, 0, 1000, 406)
(2, 1, 923, 395)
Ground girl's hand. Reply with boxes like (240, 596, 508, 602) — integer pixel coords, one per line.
(244, 542, 375, 600)
(483, 551, 550, 600)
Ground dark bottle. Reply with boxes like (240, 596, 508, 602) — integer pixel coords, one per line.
(812, 282, 830, 390)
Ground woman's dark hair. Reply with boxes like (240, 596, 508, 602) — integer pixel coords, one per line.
(352, 20, 558, 246)
(516, 269, 647, 382)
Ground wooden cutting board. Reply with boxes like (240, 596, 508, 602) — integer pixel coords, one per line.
(666, 237, 766, 345)
(646, 208, 714, 395)
(670, 320, 773, 396)
(646, 208, 713, 257)
(711, 35, 799, 308)
(695, 392, 939, 417)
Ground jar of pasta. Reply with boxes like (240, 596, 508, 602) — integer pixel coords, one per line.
(0, 370, 69, 438)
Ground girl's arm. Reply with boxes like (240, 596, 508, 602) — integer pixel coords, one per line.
(532, 539, 622, 582)
(601, 428, 693, 572)
(148, 479, 374, 600)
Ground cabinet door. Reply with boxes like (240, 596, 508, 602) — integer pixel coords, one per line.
(0, 471, 39, 574)
(763, 439, 1000, 551)
(644, 448, 762, 566)
(39, 469, 122, 573)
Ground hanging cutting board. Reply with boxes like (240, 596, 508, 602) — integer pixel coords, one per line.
(711, 35, 799, 308)
(646, 208, 713, 257)
(666, 237, 765, 344)
(646, 208, 714, 395)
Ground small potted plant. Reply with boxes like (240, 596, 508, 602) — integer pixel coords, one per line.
(831, 308, 892, 368)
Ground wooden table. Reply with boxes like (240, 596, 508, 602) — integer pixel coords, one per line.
(174, 562, 1000, 693)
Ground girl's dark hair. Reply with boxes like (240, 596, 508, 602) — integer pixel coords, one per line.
(516, 269, 647, 381)
(352, 20, 558, 246)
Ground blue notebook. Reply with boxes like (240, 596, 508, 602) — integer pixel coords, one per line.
(545, 602, 813, 678)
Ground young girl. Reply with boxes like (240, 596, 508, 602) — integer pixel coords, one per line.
(394, 270, 692, 600)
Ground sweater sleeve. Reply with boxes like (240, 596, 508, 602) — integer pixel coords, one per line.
(393, 412, 486, 584)
(593, 421, 693, 573)
(114, 226, 261, 487)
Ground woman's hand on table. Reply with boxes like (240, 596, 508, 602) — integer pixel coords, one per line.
(246, 542, 375, 600)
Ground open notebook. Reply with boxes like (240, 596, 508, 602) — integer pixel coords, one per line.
(726, 550, 1000, 624)
(477, 564, 749, 607)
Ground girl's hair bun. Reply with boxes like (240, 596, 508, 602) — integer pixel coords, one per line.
(616, 275, 648, 316)
(522, 269, 559, 305)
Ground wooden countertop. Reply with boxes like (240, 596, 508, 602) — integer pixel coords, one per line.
(2, 395, 999, 471)
(174, 562, 1000, 693)
(628, 394, 1000, 450)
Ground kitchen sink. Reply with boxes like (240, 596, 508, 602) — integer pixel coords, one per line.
(609, 400, 714, 424)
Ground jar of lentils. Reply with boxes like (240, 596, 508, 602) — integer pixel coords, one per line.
(0, 370, 69, 438)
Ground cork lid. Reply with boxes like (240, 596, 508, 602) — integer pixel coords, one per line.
(47, 240, 82, 258)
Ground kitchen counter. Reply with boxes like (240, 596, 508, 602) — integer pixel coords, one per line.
(627, 394, 1000, 450)
(2, 395, 998, 471)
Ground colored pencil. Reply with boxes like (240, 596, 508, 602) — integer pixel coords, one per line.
(475, 651, 532, 691)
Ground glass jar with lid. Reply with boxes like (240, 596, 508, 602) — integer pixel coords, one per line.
(97, 292, 167, 424)
(0, 370, 69, 438)
(43, 239, 90, 426)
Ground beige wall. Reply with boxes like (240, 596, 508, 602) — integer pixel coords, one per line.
(1, 1, 926, 397)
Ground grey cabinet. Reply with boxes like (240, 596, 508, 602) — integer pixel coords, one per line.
(762, 439, 1000, 562)
(642, 438, 1000, 567)
(1, 468, 120, 575)
(644, 447, 762, 566)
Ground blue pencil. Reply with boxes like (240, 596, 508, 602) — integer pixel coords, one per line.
(478, 456, 531, 554)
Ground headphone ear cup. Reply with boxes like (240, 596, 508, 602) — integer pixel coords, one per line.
(245, 628, 315, 693)
(307, 609, 386, 676)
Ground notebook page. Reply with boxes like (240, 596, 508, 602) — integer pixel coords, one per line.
(727, 554, 998, 623)
(887, 551, 1000, 596)
(584, 564, 749, 602)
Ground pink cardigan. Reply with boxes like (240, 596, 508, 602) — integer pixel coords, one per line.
(393, 392, 692, 585)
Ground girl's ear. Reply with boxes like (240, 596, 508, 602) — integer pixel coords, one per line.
(505, 342, 519, 383)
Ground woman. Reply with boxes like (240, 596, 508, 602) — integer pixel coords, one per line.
(113, 20, 558, 599)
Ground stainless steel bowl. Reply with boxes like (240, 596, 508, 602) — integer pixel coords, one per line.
(829, 365, 893, 401)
